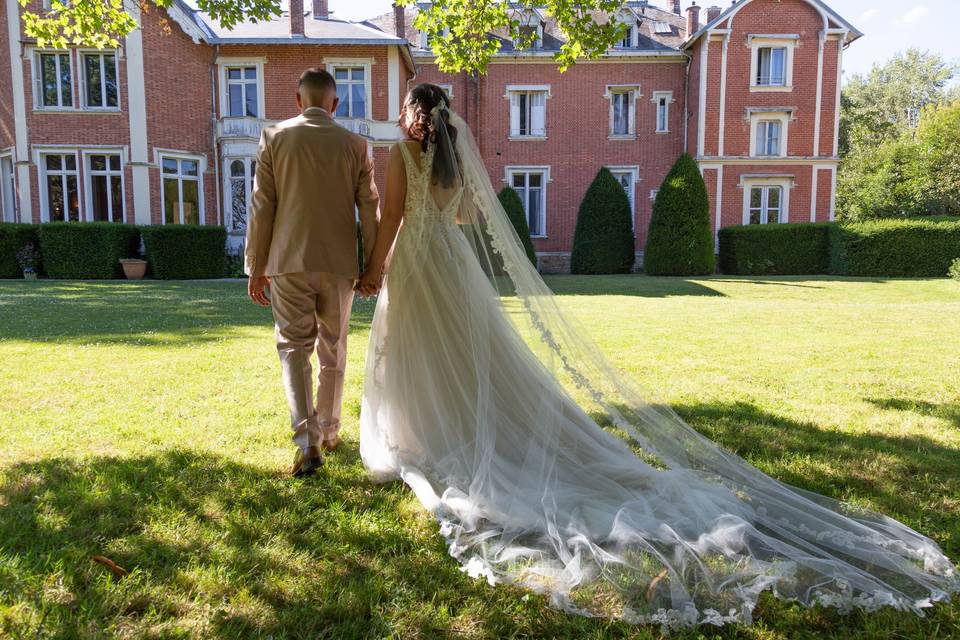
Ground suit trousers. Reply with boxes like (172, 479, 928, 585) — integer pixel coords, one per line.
(270, 272, 355, 458)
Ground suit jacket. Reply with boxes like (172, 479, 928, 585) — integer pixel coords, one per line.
(245, 107, 380, 279)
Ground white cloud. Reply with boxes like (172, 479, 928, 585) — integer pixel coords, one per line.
(894, 5, 930, 25)
(858, 8, 879, 24)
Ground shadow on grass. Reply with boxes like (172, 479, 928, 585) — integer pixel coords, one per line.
(866, 397, 960, 429)
(544, 274, 726, 298)
(674, 400, 960, 554)
(0, 281, 377, 346)
(0, 450, 496, 638)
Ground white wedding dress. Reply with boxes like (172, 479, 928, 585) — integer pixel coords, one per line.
(360, 110, 959, 628)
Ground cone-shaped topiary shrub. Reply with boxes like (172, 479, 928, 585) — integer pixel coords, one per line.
(644, 153, 715, 275)
(497, 186, 538, 267)
(570, 168, 635, 274)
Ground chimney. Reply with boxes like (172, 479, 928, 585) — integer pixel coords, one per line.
(671, 0, 681, 15)
(312, 0, 328, 20)
(706, 5, 721, 23)
(686, 3, 700, 35)
(393, 2, 405, 38)
(290, 0, 304, 36)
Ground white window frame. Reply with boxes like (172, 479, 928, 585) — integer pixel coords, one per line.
(156, 150, 206, 225)
(217, 57, 266, 119)
(748, 110, 791, 158)
(31, 49, 75, 111)
(82, 148, 126, 223)
(504, 166, 551, 239)
(79, 49, 121, 111)
(436, 83, 454, 99)
(324, 58, 374, 120)
(516, 9, 544, 49)
(1, 150, 17, 223)
(223, 156, 257, 234)
(741, 176, 793, 225)
(36, 147, 81, 222)
(505, 85, 550, 140)
(605, 84, 640, 139)
(652, 91, 673, 133)
(748, 35, 798, 92)
(606, 165, 640, 232)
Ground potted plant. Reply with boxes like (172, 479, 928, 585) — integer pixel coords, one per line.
(119, 257, 148, 280)
(16, 243, 39, 280)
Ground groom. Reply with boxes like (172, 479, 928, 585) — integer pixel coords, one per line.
(245, 68, 380, 477)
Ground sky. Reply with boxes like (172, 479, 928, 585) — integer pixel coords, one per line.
(330, 0, 958, 83)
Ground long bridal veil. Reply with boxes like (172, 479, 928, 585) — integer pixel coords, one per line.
(361, 107, 959, 628)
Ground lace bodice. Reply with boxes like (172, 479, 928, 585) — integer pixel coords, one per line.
(397, 141, 464, 226)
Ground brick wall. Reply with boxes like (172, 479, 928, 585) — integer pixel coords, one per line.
(0, 3, 13, 150)
(416, 59, 686, 253)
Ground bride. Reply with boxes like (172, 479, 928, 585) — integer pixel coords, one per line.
(354, 83, 958, 628)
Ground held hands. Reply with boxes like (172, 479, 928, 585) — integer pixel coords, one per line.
(356, 268, 384, 298)
(248, 275, 271, 306)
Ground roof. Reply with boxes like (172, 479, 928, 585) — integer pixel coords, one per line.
(364, 1, 690, 57)
(170, 0, 406, 45)
(682, 0, 863, 49)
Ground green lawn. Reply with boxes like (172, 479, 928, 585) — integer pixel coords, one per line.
(1, 276, 958, 639)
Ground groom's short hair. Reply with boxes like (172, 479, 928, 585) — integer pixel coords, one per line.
(298, 68, 336, 106)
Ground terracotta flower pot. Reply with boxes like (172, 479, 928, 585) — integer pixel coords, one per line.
(120, 259, 148, 280)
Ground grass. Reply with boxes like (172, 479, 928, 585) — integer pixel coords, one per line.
(0, 275, 959, 639)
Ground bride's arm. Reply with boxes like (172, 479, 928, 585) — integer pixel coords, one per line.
(358, 143, 406, 295)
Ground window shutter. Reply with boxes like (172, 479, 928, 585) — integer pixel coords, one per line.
(531, 92, 546, 136)
(509, 93, 520, 137)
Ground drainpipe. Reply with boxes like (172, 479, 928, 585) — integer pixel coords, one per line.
(682, 48, 692, 153)
(210, 44, 222, 228)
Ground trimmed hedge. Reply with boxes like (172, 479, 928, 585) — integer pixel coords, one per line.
(140, 225, 227, 279)
(0, 224, 41, 278)
(718, 223, 832, 275)
(37, 222, 140, 279)
(571, 168, 635, 274)
(497, 186, 538, 268)
(644, 153, 714, 276)
(830, 217, 960, 277)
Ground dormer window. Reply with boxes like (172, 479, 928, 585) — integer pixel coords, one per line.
(516, 9, 544, 50)
(618, 24, 635, 48)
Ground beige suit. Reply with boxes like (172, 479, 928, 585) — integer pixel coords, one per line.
(246, 106, 379, 457)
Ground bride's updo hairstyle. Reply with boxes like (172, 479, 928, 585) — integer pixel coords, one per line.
(400, 83, 462, 189)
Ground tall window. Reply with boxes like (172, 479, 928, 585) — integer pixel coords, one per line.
(225, 66, 258, 117)
(509, 90, 547, 138)
(228, 158, 256, 232)
(654, 92, 671, 133)
(755, 120, 782, 156)
(82, 52, 118, 109)
(756, 47, 787, 87)
(1, 155, 16, 223)
(41, 153, 79, 221)
(509, 169, 547, 237)
(749, 185, 783, 224)
(161, 155, 202, 225)
(334, 67, 366, 118)
(611, 92, 633, 136)
(86, 153, 123, 222)
(36, 52, 73, 108)
(609, 169, 637, 230)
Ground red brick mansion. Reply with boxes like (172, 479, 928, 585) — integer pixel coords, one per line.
(0, 0, 860, 273)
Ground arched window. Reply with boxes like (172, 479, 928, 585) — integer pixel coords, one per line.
(228, 158, 256, 232)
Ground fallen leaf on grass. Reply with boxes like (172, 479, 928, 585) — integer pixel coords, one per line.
(92, 555, 128, 578)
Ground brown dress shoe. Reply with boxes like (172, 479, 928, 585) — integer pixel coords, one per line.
(290, 449, 323, 477)
(321, 435, 342, 452)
